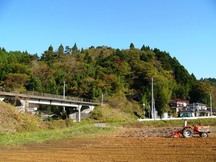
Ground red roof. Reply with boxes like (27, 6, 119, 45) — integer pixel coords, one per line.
(170, 99, 189, 103)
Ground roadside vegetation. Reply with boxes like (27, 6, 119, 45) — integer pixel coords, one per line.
(0, 122, 113, 147)
(0, 102, 115, 146)
(0, 102, 46, 133)
(123, 118, 216, 128)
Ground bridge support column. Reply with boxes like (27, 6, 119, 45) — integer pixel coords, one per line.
(19, 99, 29, 112)
(78, 105, 82, 122)
(63, 107, 66, 113)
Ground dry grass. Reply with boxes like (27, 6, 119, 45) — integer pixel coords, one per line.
(0, 102, 46, 133)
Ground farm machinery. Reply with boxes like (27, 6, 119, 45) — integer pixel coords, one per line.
(172, 120, 210, 138)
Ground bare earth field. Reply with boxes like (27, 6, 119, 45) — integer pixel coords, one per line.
(1, 127, 216, 162)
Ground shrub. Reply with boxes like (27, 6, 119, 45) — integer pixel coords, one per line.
(90, 104, 136, 122)
(46, 119, 73, 129)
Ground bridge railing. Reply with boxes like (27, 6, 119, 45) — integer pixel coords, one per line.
(25, 91, 94, 103)
(0, 91, 97, 103)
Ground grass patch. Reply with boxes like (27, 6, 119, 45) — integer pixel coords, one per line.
(0, 122, 114, 147)
(0, 102, 46, 133)
(122, 118, 216, 128)
(0, 118, 215, 147)
(90, 104, 137, 122)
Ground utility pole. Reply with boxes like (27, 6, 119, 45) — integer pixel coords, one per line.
(63, 81, 66, 112)
(63, 81, 65, 99)
(210, 93, 212, 116)
(143, 103, 145, 118)
(151, 78, 155, 120)
(101, 93, 104, 104)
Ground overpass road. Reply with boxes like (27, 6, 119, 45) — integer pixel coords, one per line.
(0, 91, 101, 122)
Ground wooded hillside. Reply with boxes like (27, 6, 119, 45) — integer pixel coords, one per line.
(0, 43, 215, 116)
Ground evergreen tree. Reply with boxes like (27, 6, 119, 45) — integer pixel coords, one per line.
(41, 45, 54, 64)
(1, 44, 215, 118)
(72, 43, 78, 54)
(141, 45, 150, 51)
(129, 43, 135, 50)
(57, 44, 64, 59)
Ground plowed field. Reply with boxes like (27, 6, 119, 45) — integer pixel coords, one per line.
(1, 127, 216, 162)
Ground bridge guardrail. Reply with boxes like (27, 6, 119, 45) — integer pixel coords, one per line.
(26, 91, 91, 102)
(0, 91, 99, 104)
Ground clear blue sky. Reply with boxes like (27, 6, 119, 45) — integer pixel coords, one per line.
(0, 0, 216, 79)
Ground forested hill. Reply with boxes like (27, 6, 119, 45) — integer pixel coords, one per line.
(0, 43, 215, 116)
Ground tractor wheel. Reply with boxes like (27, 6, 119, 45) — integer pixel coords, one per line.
(200, 132, 208, 138)
(182, 128, 193, 138)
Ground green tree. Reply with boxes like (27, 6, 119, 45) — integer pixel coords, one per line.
(41, 45, 54, 65)
(129, 43, 135, 50)
(190, 81, 212, 104)
(57, 44, 64, 59)
(72, 43, 78, 54)
(141, 45, 150, 51)
(3, 73, 30, 92)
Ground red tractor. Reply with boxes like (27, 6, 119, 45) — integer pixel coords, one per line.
(172, 120, 210, 138)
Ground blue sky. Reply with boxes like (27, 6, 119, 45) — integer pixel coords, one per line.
(0, 0, 216, 79)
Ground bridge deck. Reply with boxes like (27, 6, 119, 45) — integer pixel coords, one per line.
(0, 91, 101, 122)
(0, 91, 100, 106)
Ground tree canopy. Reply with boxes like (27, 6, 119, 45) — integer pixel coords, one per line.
(0, 45, 215, 116)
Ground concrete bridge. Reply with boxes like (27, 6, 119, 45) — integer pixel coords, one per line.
(0, 91, 101, 122)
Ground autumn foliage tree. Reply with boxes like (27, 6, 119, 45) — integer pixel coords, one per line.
(0, 44, 215, 116)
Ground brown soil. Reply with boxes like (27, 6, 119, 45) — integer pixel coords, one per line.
(1, 127, 216, 162)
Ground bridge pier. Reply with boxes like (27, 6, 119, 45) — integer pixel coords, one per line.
(78, 105, 82, 122)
